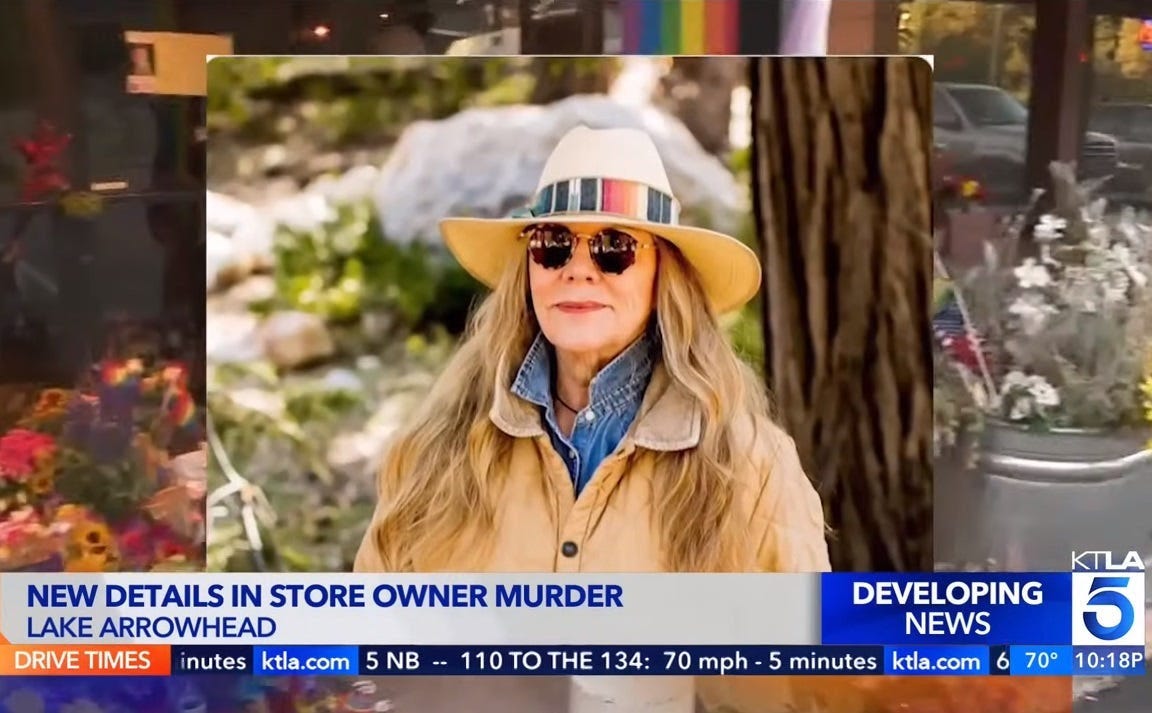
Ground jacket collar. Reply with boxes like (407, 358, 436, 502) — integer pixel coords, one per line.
(510, 332, 654, 417)
(489, 340, 702, 451)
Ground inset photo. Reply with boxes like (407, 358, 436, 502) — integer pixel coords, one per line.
(126, 40, 156, 93)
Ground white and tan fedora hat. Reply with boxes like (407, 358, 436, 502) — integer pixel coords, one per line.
(438, 126, 761, 315)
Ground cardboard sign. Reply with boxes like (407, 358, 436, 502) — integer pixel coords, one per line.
(123, 31, 233, 96)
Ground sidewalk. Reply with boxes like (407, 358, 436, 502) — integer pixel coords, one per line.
(1075, 612, 1152, 713)
(1077, 676, 1152, 713)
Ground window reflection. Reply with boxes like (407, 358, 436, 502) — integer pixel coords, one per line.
(1, 0, 204, 575)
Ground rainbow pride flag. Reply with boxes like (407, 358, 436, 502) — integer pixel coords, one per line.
(620, 0, 777, 54)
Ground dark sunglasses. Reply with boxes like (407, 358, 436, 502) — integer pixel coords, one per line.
(522, 223, 651, 275)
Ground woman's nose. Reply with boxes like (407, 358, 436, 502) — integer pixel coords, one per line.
(562, 238, 598, 282)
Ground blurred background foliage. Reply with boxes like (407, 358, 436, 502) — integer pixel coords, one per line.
(900, 4, 1152, 101)
(207, 56, 616, 154)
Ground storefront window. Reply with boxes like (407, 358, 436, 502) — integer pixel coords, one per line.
(1, 0, 204, 574)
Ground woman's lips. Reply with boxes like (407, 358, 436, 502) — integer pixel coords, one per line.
(555, 301, 607, 314)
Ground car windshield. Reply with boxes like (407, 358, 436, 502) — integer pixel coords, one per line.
(947, 87, 1029, 127)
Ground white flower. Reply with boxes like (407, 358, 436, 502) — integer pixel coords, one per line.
(1008, 292, 1056, 334)
(1032, 214, 1067, 242)
(1007, 399, 1033, 421)
(1027, 376, 1060, 408)
(1013, 258, 1052, 289)
(999, 373, 1059, 421)
(1127, 265, 1148, 289)
(1109, 243, 1133, 266)
(1001, 370, 1030, 390)
(1087, 223, 1111, 246)
(1115, 207, 1151, 246)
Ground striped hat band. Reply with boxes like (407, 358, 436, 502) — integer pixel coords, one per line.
(527, 177, 681, 225)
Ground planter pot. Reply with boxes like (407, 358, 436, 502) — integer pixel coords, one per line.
(933, 428, 989, 567)
(971, 420, 1152, 571)
(569, 676, 695, 713)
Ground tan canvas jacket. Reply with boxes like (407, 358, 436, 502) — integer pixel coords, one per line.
(355, 362, 831, 711)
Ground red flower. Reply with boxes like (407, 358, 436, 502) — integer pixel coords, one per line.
(13, 121, 72, 202)
(0, 429, 56, 482)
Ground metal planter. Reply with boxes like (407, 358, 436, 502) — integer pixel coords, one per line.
(940, 420, 1152, 573)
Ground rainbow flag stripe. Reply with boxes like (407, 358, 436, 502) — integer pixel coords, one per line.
(621, 0, 744, 54)
(530, 177, 681, 225)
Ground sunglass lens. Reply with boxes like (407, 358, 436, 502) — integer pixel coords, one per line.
(526, 225, 575, 269)
(590, 229, 638, 274)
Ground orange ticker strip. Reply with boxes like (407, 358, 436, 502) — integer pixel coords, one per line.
(0, 645, 171, 675)
(0, 584, 7, 644)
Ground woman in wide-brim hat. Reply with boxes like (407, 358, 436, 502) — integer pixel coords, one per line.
(355, 125, 828, 577)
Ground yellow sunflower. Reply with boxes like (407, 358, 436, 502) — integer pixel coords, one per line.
(63, 520, 121, 572)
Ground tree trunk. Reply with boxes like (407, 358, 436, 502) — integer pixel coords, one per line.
(749, 57, 934, 572)
(529, 58, 617, 105)
(650, 58, 747, 156)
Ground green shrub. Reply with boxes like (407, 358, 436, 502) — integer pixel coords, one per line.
(270, 200, 482, 332)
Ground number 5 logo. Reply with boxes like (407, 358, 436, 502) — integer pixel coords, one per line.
(1082, 577, 1135, 641)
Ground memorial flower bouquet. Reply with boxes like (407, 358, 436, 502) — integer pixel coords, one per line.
(939, 165, 1152, 432)
(0, 359, 204, 573)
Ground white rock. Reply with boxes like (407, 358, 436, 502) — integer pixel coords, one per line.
(230, 215, 276, 273)
(373, 95, 746, 245)
(268, 193, 337, 233)
(206, 191, 274, 290)
(205, 191, 281, 291)
(224, 275, 277, 307)
(260, 311, 335, 370)
(206, 230, 253, 291)
(321, 367, 362, 392)
(226, 388, 287, 419)
(206, 310, 264, 364)
(206, 191, 257, 234)
(308, 164, 381, 204)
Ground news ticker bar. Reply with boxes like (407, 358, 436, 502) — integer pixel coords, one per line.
(1, 645, 1144, 677)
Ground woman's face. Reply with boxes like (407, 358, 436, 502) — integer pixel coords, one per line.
(528, 223, 658, 360)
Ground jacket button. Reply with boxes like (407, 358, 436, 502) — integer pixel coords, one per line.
(561, 541, 579, 558)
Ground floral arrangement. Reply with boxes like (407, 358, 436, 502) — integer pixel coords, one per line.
(1143, 348, 1152, 444)
(0, 678, 195, 713)
(936, 164, 1152, 436)
(0, 359, 204, 573)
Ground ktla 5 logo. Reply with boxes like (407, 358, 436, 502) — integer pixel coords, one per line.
(1071, 551, 1146, 647)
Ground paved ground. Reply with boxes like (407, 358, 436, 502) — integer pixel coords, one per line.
(370, 676, 569, 712)
(1077, 675, 1152, 713)
(341, 674, 1152, 713)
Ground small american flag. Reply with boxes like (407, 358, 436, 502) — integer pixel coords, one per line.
(933, 281, 983, 373)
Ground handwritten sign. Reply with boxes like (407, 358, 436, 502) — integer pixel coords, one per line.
(123, 31, 233, 96)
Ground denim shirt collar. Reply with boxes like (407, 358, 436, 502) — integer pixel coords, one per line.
(490, 339, 702, 451)
(510, 330, 656, 419)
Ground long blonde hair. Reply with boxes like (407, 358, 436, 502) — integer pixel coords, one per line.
(368, 243, 773, 572)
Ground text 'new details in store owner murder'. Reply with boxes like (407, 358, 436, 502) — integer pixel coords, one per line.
(24, 582, 626, 639)
(27, 582, 626, 609)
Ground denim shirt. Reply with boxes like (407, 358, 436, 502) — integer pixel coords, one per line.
(510, 331, 656, 496)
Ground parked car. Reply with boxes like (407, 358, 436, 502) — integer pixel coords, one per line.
(933, 82, 1125, 204)
(1090, 102, 1152, 202)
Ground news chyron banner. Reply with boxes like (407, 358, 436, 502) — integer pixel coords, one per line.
(0, 553, 1144, 678)
(823, 550, 1146, 678)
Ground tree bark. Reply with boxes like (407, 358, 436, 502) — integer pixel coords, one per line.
(650, 58, 747, 156)
(749, 57, 934, 572)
